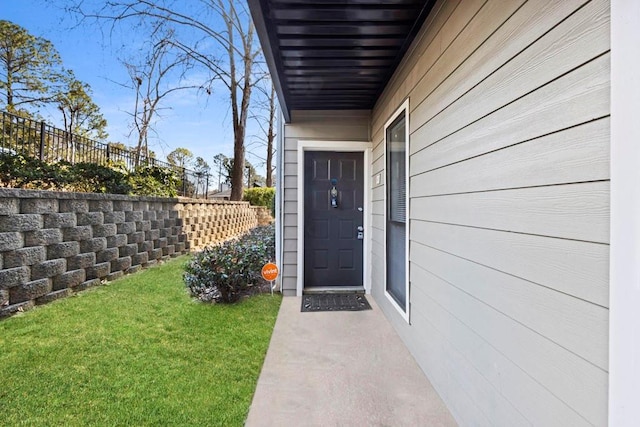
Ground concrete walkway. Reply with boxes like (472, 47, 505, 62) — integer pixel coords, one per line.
(245, 296, 457, 426)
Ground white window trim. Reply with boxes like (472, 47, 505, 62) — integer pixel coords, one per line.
(610, 1, 640, 425)
(296, 140, 372, 297)
(383, 99, 410, 323)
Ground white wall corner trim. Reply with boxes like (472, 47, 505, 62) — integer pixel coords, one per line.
(295, 140, 372, 296)
(275, 110, 285, 292)
(610, 1, 640, 425)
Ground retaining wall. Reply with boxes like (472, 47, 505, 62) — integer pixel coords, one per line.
(0, 189, 272, 318)
(180, 199, 272, 250)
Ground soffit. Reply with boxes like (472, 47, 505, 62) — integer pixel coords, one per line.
(249, 0, 437, 121)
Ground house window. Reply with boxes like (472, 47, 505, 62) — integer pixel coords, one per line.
(385, 100, 409, 319)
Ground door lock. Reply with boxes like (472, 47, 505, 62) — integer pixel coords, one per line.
(357, 225, 364, 240)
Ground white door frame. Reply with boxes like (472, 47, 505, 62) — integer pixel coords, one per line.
(296, 140, 372, 296)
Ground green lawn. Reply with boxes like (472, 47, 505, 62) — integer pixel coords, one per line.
(0, 256, 282, 426)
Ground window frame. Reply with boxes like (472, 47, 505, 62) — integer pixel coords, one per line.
(383, 99, 410, 322)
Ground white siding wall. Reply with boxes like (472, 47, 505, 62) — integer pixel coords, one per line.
(369, 0, 610, 425)
(281, 110, 370, 295)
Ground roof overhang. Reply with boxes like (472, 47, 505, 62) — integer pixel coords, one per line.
(248, 0, 437, 122)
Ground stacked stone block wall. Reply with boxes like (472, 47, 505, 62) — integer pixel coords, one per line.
(0, 189, 272, 318)
(178, 199, 260, 250)
(252, 206, 274, 227)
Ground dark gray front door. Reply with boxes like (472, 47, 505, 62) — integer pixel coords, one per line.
(304, 151, 364, 287)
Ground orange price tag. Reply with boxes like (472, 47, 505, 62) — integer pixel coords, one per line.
(261, 263, 279, 282)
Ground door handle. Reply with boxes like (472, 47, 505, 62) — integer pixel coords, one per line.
(330, 178, 338, 208)
(357, 225, 364, 240)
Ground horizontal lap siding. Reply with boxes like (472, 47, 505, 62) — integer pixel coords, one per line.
(281, 111, 370, 295)
(281, 137, 298, 295)
(370, 0, 610, 425)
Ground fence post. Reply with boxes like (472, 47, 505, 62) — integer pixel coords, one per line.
(106, 143, 111, 163)
(205, 174, 209, 199)
(182, 167, 187, 196)
(39, 121, 46, 161)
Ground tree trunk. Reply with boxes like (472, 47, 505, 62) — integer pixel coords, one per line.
(228, 1, 255, 201)
(230, 128, 245, 200)
(227, 1, 243, 202)
(266, 84, 275, 187)
(265, 137, 273, 187)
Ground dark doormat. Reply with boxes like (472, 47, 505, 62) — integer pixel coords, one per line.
(301, 293, 372, 312)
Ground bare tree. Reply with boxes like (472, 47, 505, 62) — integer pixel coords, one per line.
(67, 0, 263, 200)
(123, 31, 196, 166)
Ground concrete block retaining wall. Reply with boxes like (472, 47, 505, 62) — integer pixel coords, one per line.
(180, 200, 272, 250)
(0, 189, 273, 318)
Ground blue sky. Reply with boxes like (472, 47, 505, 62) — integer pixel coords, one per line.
(1, 0, 267, 179)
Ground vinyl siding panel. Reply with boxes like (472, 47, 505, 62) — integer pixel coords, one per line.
(411, 118, 609, 196)
(412, 220, 609, 307)
(411, 52, 610, 169)
(280, 111, 370, 294)
(411, 242, 608, 370)
(369, 0, 610, 425)
(407, 0, 592, 132)
(410, 281, 594, 426)
(413, 181, 610, 244)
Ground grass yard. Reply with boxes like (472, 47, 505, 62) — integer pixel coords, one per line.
(0, 256, 282, 426)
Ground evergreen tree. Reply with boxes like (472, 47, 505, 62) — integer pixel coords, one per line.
(167, 147, 193, 170)
(57, 71, 108, 140)
(0, 20, 63, 114)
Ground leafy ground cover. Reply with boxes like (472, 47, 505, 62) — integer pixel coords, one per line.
(0, 256, 281, 426)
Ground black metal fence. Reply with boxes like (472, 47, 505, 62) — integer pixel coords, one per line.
(0, 110, 211, 198)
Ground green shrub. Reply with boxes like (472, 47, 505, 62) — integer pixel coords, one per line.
(243, 187, 275, 216)
(68, 162, 131, 194)
(0, 152, 68, 189)
(0, 151, 180, 196)
(184, 224, 276, 303)
(128, 165, 180, 197)
(0, 152, 128, 193)
(243, 187, 275, 208)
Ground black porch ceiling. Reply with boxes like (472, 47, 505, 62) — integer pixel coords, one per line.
(249, 0, 437, 121)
